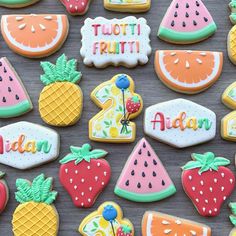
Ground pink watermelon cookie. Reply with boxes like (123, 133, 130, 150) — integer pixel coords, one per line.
(114, 138, 176, 202)
(158, 0, 217, 44)
(0, 57, 32, 118)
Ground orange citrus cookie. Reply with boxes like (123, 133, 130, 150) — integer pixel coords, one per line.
(155, 50, 223, 94)
(142, 211, 211, 236)
(1, 14, 69, 58)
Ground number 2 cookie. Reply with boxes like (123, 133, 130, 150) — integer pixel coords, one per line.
(0, 0, 40, 8)
(89, 74, 143, 143)
(59, 0, 91, 15)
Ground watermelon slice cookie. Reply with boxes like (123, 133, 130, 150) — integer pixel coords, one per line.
(60, 0, 91, 15)
(0, 57, 32, 118)
(155, 50, 223, 94)
(158, 0, 217, 44)
(114, 138, 176, 202)
(0, 0, 41, 8)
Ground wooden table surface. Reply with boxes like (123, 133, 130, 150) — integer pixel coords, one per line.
(0, 0, 235, 235)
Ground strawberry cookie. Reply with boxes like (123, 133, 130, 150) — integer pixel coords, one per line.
(78, 201, 134, 236)
(115, 138, 176, 202)
(59, 0, 91, 15)
(0, 172, 9, 213)
(59, 144, 111, 208)
(0, 0, 40, 8)
(182, 152, 235, 217)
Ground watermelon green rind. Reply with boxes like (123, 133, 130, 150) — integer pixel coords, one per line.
(158, 23, 217, 44)
(114, 184, 176, 202)
(0, 100, 32, 118)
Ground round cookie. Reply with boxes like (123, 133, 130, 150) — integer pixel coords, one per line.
(1, 14, 69, 58)
(0, 172, 9, 213)
(60, 0, 91, 15)
(182, 152, 235, 217)
(0, 0, 40, 8)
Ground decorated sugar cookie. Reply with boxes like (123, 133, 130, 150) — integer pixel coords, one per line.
(155, 50, 223, 94)
(229, 202, 236, 236)
(0, 121, 60, 170)
(230, 1, 236, 24)
(221, 111, 236, 141)
(222, 82, 236, 109)
(115, 138, 176, 202)
(39, 54, 83, 127)
(0, 172, 9, 213)
(89, 74, 143, 143)
(144, 99, 216, 148)
(182, 152, 235, 217)
(1, 14, 69, 58)
(0, 0, 40, 8)
(80, 16, 151, 68)
(12, 174, 59, 236)
(59, 0, 91, 15)
(78, 202, 134, 236)
(0, 57, 32, 118)
(104, 0, 151, 13)
(142, 211, 211, 236)
(59, 144, 111, 208)
(228, 1, 236, 65)
(158, 0, 217, 44)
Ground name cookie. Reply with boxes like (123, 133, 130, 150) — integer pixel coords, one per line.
(89, 74, 143, 143)
(0, 0, 40, 8)
(0, 121, 60, 170)
(80, 16, 151, 68)
(0, 172, 8, 214)
(155, 50, 223, 94)
(59, 144, 111, 208)
(1, 14, 69, 58)
(60, 0, 91, 15)
(104, 0, 151, 13)
(79, 202, 134, 236)
(182, 152, 235, 217)
(142, 211, 211, 236)
(0, 57, 32, 118)
(115, 138, 176, 202)
(144, 99, 216, 148)
(158, 0, 217, 44)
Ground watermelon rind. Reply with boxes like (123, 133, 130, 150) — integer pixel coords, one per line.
(0, 100, 32, 118)
(114, 184, 176, 202)
(158, 23, 217, 44)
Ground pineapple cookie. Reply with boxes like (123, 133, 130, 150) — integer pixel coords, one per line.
(38, 54, 83, 127)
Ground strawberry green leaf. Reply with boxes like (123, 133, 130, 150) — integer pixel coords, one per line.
(230, 215, 236, 226)
(230, 203, 236, 215)
(70, 146, 81, 155)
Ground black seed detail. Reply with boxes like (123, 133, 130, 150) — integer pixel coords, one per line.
(137, 183, 141, 188)
(138, 149, 142, 155)
(143, 142, 146, 148)
(196, 1, 200, 6)
(186, 3, 189, 8)
(142, 172, 146, 177)
(4, 67, 7, 73)
(0, 62, 2, 66)
(185, 12, 189, 18)
(175, 3, 179, 8)
(149, 183, 152, 188)
(153, 171, 157, 177)
(182, 21, 186, 27)
(0, 76, 2, 82)
(8, 87, 11, 92)
(153, 159, 157, 165)
(134, 159, 137, 165)
(204, 17, 208, 22)
(126, 180, 129, 186)
(193, 20, 197, 26)
(174, 11, 178, 17)
(147, 151, 151, 157)
(9, 76, 13, 81)
(196, 11, 199, 15)
(162, 180, 165, 186)
(2, 97, 6, 103)
(171, 20, 175, 27)
(16, 95, 19, 100)
(144, 161, 148, 167)
(131, 170, 135, 176)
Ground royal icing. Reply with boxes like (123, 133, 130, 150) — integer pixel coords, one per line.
(142, 211, 211, 236)
(59, 144, 111, 208)
(221, 111, 236, 141)
(158, 0, 217, 44)
(0, 121, 60, 170)
(229, 202, 236, 236)
(155, 50, 223, 94)
(0, 0, 40, 8)
(182, 152, 235, 217)
(222, 82, 236, 109)
(60, 0, 91, 15)
(89, 74, 143, 143)
(1, 14, 69, 58)
(78, 202, 134, 236)
(0, 57, 33, 118)
(80, 16, 151, 68)
(114, 138, 176, 202)
(0, 172, 8, 214)
(144, 99, 216, 148)
(230, 0, 236, 24)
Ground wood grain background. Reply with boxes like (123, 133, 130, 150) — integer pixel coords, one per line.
(0, 0, 235, 235)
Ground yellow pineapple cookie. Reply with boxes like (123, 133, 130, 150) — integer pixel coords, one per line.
(222, 82, 236, 109)
(78, 201, 134, 236)
(221, 111, 236, 141)
(228, 0, 236, 64)
(104, 0, 151, 13)
(12, 174, 59, 236)
(229, 203, 236, 236)
(89, 74, 143, 143)
(39, 54, 83, 126)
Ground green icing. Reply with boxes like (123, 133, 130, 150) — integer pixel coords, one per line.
(230, 203, 236, 226)
(36, 140, 52, 153)
(0, 0, 37, 6)
(182, 152, 230, 174)
(15, 174, 57, 205)
(158, 23, 217, 43)
(198, 118, 212, 130)
(40, 54, 82, 86)
(114, 184, 176, 202)
(60, 144, 107, 165)
(0, 100, 32, 118)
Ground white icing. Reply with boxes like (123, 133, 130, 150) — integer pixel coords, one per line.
(146, 213, 153, 236)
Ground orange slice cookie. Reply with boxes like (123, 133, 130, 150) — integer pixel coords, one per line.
(142, 211, 211, 236)
(155, 50, 223, 94)
(1, 14, 69, 58)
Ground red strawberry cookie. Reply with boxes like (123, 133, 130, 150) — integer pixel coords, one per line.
(60, 0, 91, 15)
(182, 152, 235, 217)
(59, 144, 111, 208)
(0, 171, 8, 213)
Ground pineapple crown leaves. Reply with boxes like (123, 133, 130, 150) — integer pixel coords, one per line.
(40, 54, 82, 86)
(15, 174, 58, 205)
(229, 203, 236, 226)
(182, 152, 230, 174)
(0, 171, 5, 179)
(60, 144, 108, 165)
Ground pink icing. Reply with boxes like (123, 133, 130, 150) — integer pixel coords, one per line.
(0, 58, 28, 107)
(117, 138, 173, 194)
(160, 0, 214, 32)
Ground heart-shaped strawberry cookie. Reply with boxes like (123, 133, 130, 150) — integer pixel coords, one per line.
(60, 0, 91, 15)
